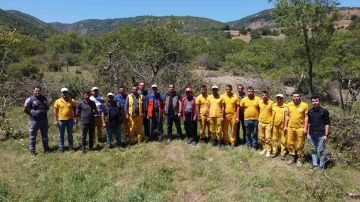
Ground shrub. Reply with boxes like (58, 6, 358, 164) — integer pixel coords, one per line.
(7, 58, 40, 78)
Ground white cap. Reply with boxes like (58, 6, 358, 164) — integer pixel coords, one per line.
(151, 84, 158, 88)
(61, 88, 68, 92)
(91, 87, 98, 91)
(107, 92, 114, 96)
(212, 85, 219, 89)
(276, 94, 284, 98)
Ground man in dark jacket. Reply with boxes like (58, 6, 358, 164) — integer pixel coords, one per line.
(102, 93, 122, 148)
(307, 95, 330, 170)
(24, 86, 50, 156)
(76, 91, 98, 154)
(164, 83, 183, 142)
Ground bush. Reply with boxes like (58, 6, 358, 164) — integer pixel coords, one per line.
(250, 31, 262, 41)
(7, 58, 40, 78)
(196, 55, 216, 69)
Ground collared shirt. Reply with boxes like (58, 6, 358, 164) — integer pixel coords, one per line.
(77, 99, 97, 123)
(54, 98, 76, 120)
(308, 106, 330, 136)
(207, 94, 224, 118)
(287, 101, 308, 128)
(196, 94, 208, 116)
(272, 103, 287, 127)
(259, 99, 274, 124)
(222, 93, 240, 117)
(90, 95, 105, 117)
(240, 96, 261, 120)
(115, 93, 127, 110)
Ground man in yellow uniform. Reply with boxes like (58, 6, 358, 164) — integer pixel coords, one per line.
(125, 85, 144, 145)
(53, 88, 77, 152)
(240, 86, 261, 149)
(258, 90, 274, 157)
(221, 84, 240, 148)
(271, 94, 287, 160)
(196, 85, 210, 142)
(206, 86, 224, 147)
(284, 91, 308, 166)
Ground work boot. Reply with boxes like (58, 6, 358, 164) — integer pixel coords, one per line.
(266, 151, 271, 157)
(270, 153, 278, 158)
(259, 149, 266, 155)
(281, 155, 286, 161)
(217, 140, 223, 149)
(296, 158, 303, 167)
(211, 139, 218, 147)
(167, 138, 171, 143)
(191, 141, 197, 147)
(187, 137, 193, 144)
(286, 155, 295, 164)
(30, 151, 36, 157)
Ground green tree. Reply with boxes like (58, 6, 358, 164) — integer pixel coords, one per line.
(270, 0, 340, 96)
(250, 30, 262, 40)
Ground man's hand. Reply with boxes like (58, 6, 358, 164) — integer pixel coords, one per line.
(283, 126, 288, 132)
(303, 127, 307, 135)
(102, 122, 106, 128)
(193, 116, 197, 121)
(324, 136, 328, 142)
(178, 112, 181, 118)
(126, 114, 129, 119)
(207, 117, 210, 122)
(220, 116, 224, 121)
(74, 118, 78, 125)
(54, 120, 58, 126)
(198, 116, 201, 121)
(236, 118, 239, 123)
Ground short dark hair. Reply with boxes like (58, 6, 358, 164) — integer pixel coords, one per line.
(226, 84, 232, 89)
(132, 84, 138, 88)
(34, 85, 42, 90)
(247, 86, 254, 90)
(83, 90, 91, 95)
(311, 95, 320, 100)
(200, 85, 207, 89)
(237, 84, 244, 88)
(168, 83, 175, 87)
(118, 85, 125, 89)
(292, 91, 300, 95)
(262, 90, 269, 94)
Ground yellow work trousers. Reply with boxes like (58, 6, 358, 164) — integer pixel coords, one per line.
(258, 122, 272, 151)
(209, 117, 222, 141)
(223, 115, 237, 146)
(272, 125, 287, 156)
(94, 117, 103, 141)
(199, 115, 210, 139)
(287, 127, 305, 157)
(129, 115, 143, 144)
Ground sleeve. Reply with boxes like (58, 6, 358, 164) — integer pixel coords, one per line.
(239, 98, 244, 107)
(24, 98, 31, 107)
(236, 95, 240, 105)
(71, 99, 76, 107)
(76, 102, 81, 110)
(124, 96, 129, 114)
(195, 96, 200, 105)
(54, 100, 58, 108)
(178, 93, 182, 101)
(206, 97, 210, 105)
(323, 109, 330, 125)
(305, 103, 309, 114)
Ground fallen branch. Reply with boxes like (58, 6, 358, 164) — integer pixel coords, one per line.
(323, 171, 360, 198)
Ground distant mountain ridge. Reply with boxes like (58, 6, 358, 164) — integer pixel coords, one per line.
(1, 7, 360, 37)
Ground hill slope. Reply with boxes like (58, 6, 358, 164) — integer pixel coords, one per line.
(227, 7, 360, 30)
(48, 16, 226, 35)
(0, 9, 59, 38)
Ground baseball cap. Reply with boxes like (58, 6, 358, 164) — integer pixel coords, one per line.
(107, 92, 114, 96)
(185, 87, 192, 92)
(212, 85, 219, 89)
(151, 84, 158, 88)
(61, 88, 68, 92)
(91, 87, 98, 91)
(276, 94, 284, 98)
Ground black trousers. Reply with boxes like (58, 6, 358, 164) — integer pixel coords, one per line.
(236, 113, 246, 145)
(184, 113, 197, 139)
(143, 113, 149, 138)
(167, 113, 182, 139)
(81, 122, 94, 150)
(149, 111, 163, 139)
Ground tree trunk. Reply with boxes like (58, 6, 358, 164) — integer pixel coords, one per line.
(337, 67, 345, 114)
(302, 24, 313, 97)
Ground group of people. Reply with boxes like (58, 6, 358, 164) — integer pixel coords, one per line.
(24, 83, 330, 170)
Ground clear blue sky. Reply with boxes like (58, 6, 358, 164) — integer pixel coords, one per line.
(1, 0, 359, 23)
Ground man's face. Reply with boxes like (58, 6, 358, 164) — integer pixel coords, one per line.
(225, 87, 232, 95)
(186, 91, 192, 97)
(247, 89, 254, 97)
(292, 93, 301, 103)
(92, 89, 98, 96)
(108, 96, 114, 102)
(131, 87, 138, 94)
(212, 88, 218, 95)
(152, 87, 158, 93)
(34, 88, 41, 96)
(311, 98, 320, 108)
(139, 82, 145, 91)
(201, 87, 207, 94)
(62, 91, 69, 98)
(262, 93, 269, 101)
(276, 97, 284, 105)
(118, 87, 125, 94)
(237, 86, 244, 93)
(83, 93, 90, 100)
(168, 84, 175, 93)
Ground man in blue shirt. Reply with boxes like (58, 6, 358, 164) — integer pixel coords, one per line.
(146, 84, 164, 142)
(115, 85, 128, 136)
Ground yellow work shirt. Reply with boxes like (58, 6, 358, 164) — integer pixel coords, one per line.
(54, 98, 76, 120)
(272, 103, 287, 126)
(206, 95, 224, 118)
(240, 96, 261, 120)
(222, 93, 240, 117)
(196, 94, 208, 116)
(259, 99, 274, 124)
(287, 101, 308, 128)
